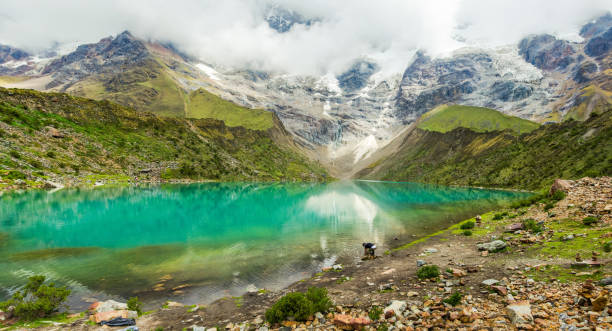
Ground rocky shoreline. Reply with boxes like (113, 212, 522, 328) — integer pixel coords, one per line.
(2, 177, 611, 330)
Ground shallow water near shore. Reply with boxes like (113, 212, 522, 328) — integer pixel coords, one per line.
(0, 181, 530, 310)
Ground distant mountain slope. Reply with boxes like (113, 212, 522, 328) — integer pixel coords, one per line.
(0, 88, 327, 190)
(357, 105, 611, 190)
(417, 104, 540, 134)
(186, 88, 274, 131)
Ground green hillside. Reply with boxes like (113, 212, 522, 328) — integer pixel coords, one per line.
(0, 88, 327, 190)
(68, 59, 187, 117)
(358, 106, 612, 190)
(186, 88, 274, 131)
(418, 104, 540, 135)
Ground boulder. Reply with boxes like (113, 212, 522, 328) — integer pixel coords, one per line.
(476, 240, 506, 252)
(599, 277, 612, 286)
(384, 300, 407, 318)
(89, 300, 128, 313)
(506, 301, 533, 324)
(549, 179, 572, 195)
(450, 268, 467, 277)
(90, 310, 137, 323)
(505, 223, 524, 232)
(333, 314, 353, 330)
(591, 290, 609, 312)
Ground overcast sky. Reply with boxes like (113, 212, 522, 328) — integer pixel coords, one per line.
(1, 0, 611, 75)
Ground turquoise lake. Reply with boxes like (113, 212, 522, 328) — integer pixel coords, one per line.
(0, 181, 530, 309)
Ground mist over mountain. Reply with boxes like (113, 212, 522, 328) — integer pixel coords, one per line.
(1, 1, 612, 177)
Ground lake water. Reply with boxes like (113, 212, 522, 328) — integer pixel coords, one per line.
(0, 181, 529, 309)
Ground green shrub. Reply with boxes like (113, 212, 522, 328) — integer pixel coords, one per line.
(9, 150, 21, 159)
(46, 151, 56, 158)
(604, 242, 612, 253)
(127, 296, 142, 316)
(265, 287, 332, 324)
(551, 190, 566, 201)
(416, 265, 440, 280)
(443, 292, 462, 306)
(265, 292, 313, 324)
(4, 170, 27, 180)
(460, 221, 475, 230)
(522, 219, 543, 233)
(492, 213, 504, 220)
(582, 216, 599, 226)
(462, 230, 472, 236)
(544, 202, 554, 211)
(0, 275, 71, 320)
(368, 306, 383, 321)
(305, 287, 332, 314)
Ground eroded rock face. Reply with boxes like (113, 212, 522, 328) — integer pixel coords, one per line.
(586, 27, 612, 57)
(518, 34, 576, 71)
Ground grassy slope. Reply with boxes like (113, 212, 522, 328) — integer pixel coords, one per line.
(0, 88, 327, 189)
(67, 59, 186, 117)
(418, 104, 540, 134)
(186, 88, 274, 131)
(358, 106, 612, 190)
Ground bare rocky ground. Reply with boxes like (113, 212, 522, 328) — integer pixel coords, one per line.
(2, 177, 611, 331)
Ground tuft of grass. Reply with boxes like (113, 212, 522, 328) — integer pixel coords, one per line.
(523, 219, 543, 233)
(417, 265, 440, 280)
(443, 292, 463, 306)
(368, 306, 383, 321)
(582, 216, 599, 226)
(460, 221, 475, 229)
(462, 230, 473, 236)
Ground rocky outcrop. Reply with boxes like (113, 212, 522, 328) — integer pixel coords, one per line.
(337, 60, 379, 92)
(42, 31, 150, 88)
(518, 34, 575, 71)
(585, 27, 612, 57)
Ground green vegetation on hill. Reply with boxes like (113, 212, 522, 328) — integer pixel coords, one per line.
(186, 88, 274, 131)
(0, 88, 327, 189)
(418, 104, 540, 135)
(68, 59, 186, 117)
(359, 106, 612, 190)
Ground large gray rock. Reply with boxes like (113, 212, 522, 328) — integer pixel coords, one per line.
(384, 300, 407, 317)
(476, 240, 507, 252)
(506, 301, 533, 324)
(600, 277, 612, 286)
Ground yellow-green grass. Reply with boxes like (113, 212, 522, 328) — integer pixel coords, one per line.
(186, 88, 274, 131)
(563, 85, 612, 121)
(418, 104, 540, 135)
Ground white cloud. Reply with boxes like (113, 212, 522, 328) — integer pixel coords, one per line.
(0, 0, 611, 75)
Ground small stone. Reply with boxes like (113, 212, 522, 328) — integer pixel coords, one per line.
(417, 260, 426, 267)
(482, 279, 499, 286)
(424, 248, 438, 254)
